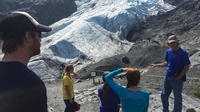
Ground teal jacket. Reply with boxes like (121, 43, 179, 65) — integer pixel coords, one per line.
(105, 69, 149, 112)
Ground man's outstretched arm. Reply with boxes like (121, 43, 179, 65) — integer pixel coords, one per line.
(147, 61, 168, 69)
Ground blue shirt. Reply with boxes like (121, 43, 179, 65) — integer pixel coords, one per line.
(0, 62, 48, 112)
(98, 86, 120, 112)
(165, 48, 190, 74)
(105, 69, 149, 112)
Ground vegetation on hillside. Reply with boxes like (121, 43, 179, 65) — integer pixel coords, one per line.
(192, 81, 200, 99)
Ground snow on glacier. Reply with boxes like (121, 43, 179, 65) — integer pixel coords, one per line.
(30, 0, 175, 79)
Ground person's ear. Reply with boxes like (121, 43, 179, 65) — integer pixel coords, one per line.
(166, 42, 170, 46)
(24, 32, 33, 42)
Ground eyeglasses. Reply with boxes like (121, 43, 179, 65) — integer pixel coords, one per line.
(169, 42, 176, 44)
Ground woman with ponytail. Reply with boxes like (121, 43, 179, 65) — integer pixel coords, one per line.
(62, 64, 79, 112)
(104, 68, 149, 112)
(98, 72, 120, 112)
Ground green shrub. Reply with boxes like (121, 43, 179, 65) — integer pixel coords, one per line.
(192, 82, 200, 98)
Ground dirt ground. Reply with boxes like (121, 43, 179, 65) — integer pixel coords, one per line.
(45, 78, 102, 112)
(45, 72, 200, 112)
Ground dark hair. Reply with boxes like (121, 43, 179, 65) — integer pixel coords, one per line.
(1, 32, 25, 53)
(126, 68, 141, 88)
(1, 31, 40, 53)
(62, 64, 74, 78)
(102, 72, 110, 100)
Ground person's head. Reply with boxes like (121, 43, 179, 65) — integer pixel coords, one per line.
(126, 68, 141, 88)
(166, 35, 179, 48)
(64, 64, 74, 74)
(102, 71, 110, 82)
(0, 11, 51, 56)
(102, 72, 110, 100)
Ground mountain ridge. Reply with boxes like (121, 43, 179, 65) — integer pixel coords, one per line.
(0, 0, 77, 25)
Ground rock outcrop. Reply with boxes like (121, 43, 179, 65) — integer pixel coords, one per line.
(164, 0, 185, 5)
(0, 0, 77, 25)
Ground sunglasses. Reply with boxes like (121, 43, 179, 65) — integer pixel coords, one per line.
(169, 42, 176, 44)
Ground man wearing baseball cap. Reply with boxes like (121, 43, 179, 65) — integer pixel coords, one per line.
(148, 34, 191, 112)
(0, 11, 52, 112)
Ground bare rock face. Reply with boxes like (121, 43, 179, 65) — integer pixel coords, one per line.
(164, 0, 185, 5)
(126, 0, 200, 67)
(77, 40, 168, 78)
(0, 0, 77, 25)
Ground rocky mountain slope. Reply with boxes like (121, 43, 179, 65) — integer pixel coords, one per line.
(164, 0, 184, 5)
(26, 0, 175, 81)
(0, 0, 77, 25)
(78, 0, 200, 88)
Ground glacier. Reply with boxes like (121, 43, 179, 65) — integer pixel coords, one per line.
(29, 0, 175, 80)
